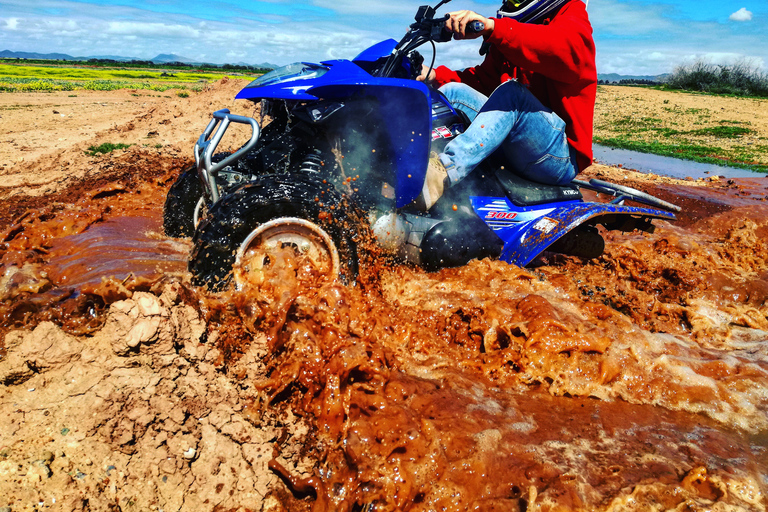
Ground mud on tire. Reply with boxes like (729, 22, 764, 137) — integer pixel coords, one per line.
(190, 173, 360, 290)
(164, 152, 238, 238)
(163, 165, 203, 238)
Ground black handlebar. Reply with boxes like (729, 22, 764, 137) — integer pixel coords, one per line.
(467, 20, 485, 33)
(376, 1, 486, 78)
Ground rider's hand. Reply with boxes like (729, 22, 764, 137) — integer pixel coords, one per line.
(445, 10, 495, 40)
(417, 64, 436, 83)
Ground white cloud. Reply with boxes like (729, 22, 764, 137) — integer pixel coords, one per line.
(588, 0, 675, 36)
(106, 22, 200, 39)
(310, 0, 415, 16)
(432, 39, 489, 70)
(729, 8, 753, 22)
(3, 18, 20, 30)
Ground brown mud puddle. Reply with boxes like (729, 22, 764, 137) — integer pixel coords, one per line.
(1, 157, 767, 510)
(0, 154, 190, 338)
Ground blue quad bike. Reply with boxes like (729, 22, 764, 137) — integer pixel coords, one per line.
(163, 0, 679, 289)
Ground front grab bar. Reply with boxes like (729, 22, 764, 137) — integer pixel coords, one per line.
(194, 109, 261, 203)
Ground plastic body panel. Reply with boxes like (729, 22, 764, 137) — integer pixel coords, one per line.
(353, 39, 398, 64)
(470, 196, 676, 266)
(236, 59, 433, 208)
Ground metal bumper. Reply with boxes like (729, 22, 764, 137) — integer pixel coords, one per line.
(194, 109, 261, 203)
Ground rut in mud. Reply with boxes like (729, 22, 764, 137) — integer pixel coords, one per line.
(1, 81, 767, 511)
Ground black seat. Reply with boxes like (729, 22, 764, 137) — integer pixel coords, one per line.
(495, 167, 582, 207)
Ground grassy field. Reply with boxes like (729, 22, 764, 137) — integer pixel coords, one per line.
(0, 61, 259, 93)
(594, 85, 768, 172)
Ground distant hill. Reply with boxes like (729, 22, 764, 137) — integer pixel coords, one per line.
(89, 54, 141, 62)
(598, 72, 669, 83)
(151, 53, 199, 64)
(0, 49, 85, 61)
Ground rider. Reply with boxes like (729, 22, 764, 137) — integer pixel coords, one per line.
(416, 0, 596, 210)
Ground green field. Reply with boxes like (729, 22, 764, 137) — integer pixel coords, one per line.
(0, 62, 259, 93)
(594, 86, 768, 172)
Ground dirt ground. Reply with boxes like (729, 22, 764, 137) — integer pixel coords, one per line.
(0, 79, 301, 512)
(1, 82, 767, 511)
(596, 85, 768, 134)
(0, 79, 257, 200)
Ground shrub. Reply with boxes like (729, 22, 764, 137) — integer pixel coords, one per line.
(666, 59, 768, 97)
(86, 143, 132, 156)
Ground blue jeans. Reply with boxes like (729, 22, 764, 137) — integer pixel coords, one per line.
(439, 81, 577, 186)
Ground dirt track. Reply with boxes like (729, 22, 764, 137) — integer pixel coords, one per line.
(0, 79, 256, 201)
(1, 81, 767, 511)
(0, 79, 301, 511)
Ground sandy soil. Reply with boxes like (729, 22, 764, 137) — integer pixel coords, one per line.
(0, 79, 258, 199)
(0, 82, 767, 511)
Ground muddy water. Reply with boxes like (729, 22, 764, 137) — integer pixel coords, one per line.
(0, 181, 190, 336)
(1, 168, 767, 510)
(592, 144, 766, 180)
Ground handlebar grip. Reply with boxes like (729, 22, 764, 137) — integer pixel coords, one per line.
(467, 20, 485, 33)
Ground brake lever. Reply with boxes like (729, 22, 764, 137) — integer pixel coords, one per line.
(431, 14, 453, 42)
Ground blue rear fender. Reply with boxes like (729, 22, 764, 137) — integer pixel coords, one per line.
(470, 196, 677, 266)
(236, 59, 433, 208)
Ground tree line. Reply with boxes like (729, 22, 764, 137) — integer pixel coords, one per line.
(665, 60, 768, 97)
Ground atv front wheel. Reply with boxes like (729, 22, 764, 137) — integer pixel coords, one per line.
(190, 174, 359, 290)
(163, 165, 203, 238)
(233, 217, 341, 289)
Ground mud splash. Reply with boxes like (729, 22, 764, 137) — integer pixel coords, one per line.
(1, 156, 767, 510)
(242, 254, 767, 510)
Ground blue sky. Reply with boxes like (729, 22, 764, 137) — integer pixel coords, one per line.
(1, 0, 766, 75)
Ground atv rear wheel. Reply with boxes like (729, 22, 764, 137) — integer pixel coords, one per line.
(190, 173, 359, 290)
(163, 165, 203, 238)
(547, 225, 605, 260)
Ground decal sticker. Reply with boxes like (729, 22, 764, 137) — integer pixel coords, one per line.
(485, 211, 518, 220)
(532, 217, 558, 234)
(431, 126, 457, 141)
(469, 197, 555, 231)
(475, 199, 519, 229)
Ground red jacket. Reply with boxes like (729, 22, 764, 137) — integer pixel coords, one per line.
(433, 0, 597, 172)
